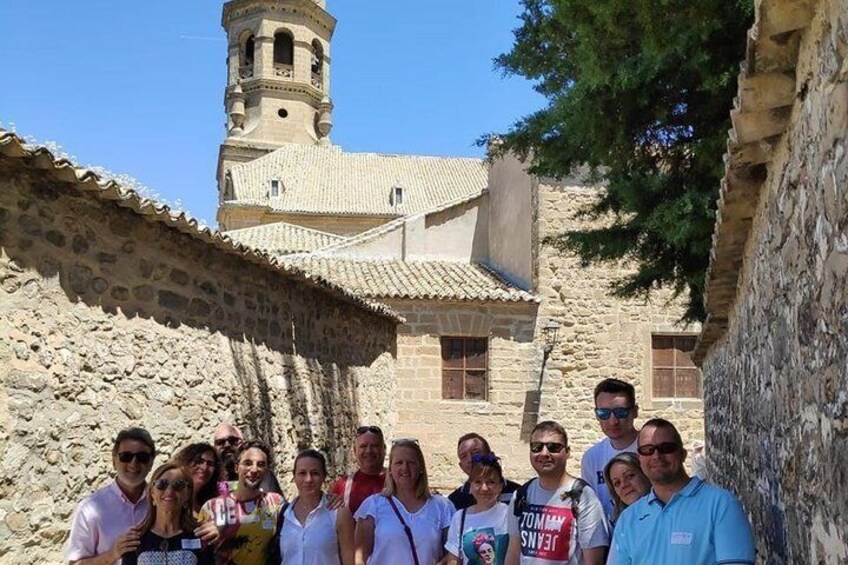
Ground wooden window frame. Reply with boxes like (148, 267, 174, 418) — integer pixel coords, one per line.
(650, 333, 702, 400)
(440, 336, 488, 401)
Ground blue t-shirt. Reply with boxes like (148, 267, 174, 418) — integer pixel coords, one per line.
(610, 477, 755, 565)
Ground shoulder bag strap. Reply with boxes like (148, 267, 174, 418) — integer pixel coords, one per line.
(386, 496, 421, 565)
(270, 501, 290, 565)
(458, 508, 468, 564)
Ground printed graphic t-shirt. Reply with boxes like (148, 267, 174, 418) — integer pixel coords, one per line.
(198, 492, 284, 565)
(507, 478, 609, 565)
(330, 470, 386, 514)
(121, 530, 213, 565)
(580, 437, 638, 517)
(445, 502, 510, 565)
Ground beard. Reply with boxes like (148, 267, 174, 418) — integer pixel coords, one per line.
(222, 454, 238, 481)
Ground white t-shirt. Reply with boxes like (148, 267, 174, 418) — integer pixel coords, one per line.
(507, 478, 609, 565)
(445, 502, 510, 564)
(278, 494, 340, 565)
(355, 493, 455, 564)
(580, 437, 638, 517)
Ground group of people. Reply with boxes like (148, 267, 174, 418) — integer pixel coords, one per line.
(64, 378, 756, 564)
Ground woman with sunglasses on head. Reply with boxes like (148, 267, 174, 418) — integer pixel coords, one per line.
(354, 439, 455, 565)
(445, 455, 510, 565)
(173, 443, 223, 516)
(602, 453, 651, 529)
(269, 449, 355, 565)
(121, 462, 212, 564)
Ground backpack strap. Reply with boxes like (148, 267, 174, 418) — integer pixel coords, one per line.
(269, 501, 290, 565)
(562, 478, 588, 518)
(512, 478, 536, 517)
(387, 497, 421, 565)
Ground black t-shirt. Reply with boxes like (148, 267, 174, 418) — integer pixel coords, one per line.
(448, 478, 522, 510)
(122, 530, 213, 565)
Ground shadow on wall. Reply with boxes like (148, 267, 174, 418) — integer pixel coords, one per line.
(0, 165, 395, 477)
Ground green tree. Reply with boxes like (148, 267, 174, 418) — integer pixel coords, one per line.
(489, 0, 753, 321)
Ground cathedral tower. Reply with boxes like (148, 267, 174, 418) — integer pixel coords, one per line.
(217, 0, 336, 202)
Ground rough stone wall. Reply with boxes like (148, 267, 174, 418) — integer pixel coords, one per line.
(700, 1, 848, 562)
(386, 184, 703, 492)
(0, 163, 397, 564)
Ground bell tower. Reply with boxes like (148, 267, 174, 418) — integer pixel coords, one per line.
(217, 0, 336, 201)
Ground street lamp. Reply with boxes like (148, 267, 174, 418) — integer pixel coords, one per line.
(542, 319, 561, 353)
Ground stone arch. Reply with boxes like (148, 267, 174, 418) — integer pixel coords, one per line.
(273, 29, 294, 66)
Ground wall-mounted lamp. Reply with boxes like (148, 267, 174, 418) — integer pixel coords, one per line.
(542, 319, 561, 353)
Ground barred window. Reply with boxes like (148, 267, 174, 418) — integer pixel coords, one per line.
(651, 334, 701, 399)
(441, 337, 488, 401)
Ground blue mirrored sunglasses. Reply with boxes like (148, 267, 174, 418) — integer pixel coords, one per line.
(594, 407, 632, 420)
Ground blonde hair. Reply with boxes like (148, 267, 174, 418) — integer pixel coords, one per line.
(382, 440, 429, 500)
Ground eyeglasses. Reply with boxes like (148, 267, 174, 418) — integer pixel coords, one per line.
(214, 436, 242, 447)
(356, 425, 384, 437)
(192, 456, 216, 468)
(392, 437, 419, 445)
(117, 451, 153, 464)
(594, 407, 633, 420)
(636, 442, 681, 456)
(153, 478, 189, 492)
(471, 454, 500, 464)
(529, 442, 567, 454)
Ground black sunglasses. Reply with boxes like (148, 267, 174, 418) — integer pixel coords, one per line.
(117, 451, 153, 464)
(214, 436, 242, 447)
(356, 426, 384, 437)
(594, 407, 633, 420)
(529, 442, 567, 454)
(154, 478, 189, 492)
(637, 442, 681, 456)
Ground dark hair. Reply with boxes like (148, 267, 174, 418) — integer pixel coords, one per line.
(112, 427, 155, 456)
(237, 439, 271, 464)
(294, 449, 327, 476)
(456, 432, 492, 454)
(172, 443, 222, 507)
(138, 463, 198, 535)
(603, 452, 648, 522)
(593, 378, 637, 408)
(531, 420, 568, 446)
(468, 455, 504, 483)
(640, 418, 683, 446)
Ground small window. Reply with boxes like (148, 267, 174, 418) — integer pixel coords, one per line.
(270, 180, 281, 197)
(392, 186, 403, 206)
(651, 334, 701, 399)
(278, 108, 289, 119)
(243, 35, 255, 67)
(441, 337, 488, 401)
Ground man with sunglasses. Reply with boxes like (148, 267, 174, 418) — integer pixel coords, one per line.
(448, 432, 521, 510)
(610, 419, 755, 565)
(329, 425, 386, 513)
(65, 427, 156, 565)
(581, 378, 640, 517)
(507, 421, 609, 565)
(212, 422, 281, 496)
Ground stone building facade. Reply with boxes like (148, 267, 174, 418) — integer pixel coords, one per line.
(0, 134, 398, 563)
(696, 0, 848, 562)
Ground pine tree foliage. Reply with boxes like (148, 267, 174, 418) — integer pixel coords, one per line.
(489, 0, 753, 321)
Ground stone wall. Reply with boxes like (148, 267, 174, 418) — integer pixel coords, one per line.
(0, 159, 397, 564)
(700, 0, 848, 562)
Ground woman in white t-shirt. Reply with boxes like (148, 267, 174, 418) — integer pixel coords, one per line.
(445, 454, 510, 565)
(271, 449, 354, 565)
(354, 439, 455, 565)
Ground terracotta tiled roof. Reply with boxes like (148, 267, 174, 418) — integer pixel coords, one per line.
(280, 256, 538, 303)
(0, 130, 402, 323)
(224, 222, 346, 255)
(225, 143, 488, 216)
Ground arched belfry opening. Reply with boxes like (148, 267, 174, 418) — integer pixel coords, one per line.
(274, 31, 294, 78)
(311, 39, 324, 89)
(239, 32, 255, 79)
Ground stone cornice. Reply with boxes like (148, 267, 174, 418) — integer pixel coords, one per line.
(695, 0, 817, 363)
(222, 0, 336, 36)
(232, 78, 325, 104)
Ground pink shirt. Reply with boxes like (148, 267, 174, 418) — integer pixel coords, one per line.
(64, 480, 149, 564)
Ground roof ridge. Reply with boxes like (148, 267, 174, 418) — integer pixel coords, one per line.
(224, 220, 346, 241)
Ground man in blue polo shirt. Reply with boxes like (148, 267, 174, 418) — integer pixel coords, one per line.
(610, 418, 755, 565)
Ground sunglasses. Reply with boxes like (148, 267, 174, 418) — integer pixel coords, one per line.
(392, 437, 419, 445)
(594, 407, 633, 420)
(471, 454, 500, 464)
(154, 478, 190, 492)
(192, 456, 216, 468)
(214, 436, 241, 447)
(117, 451, 153, 464)
(529, 442, 567, 454)
(356, 425, 384, 437)
(637, 442, 681, 456)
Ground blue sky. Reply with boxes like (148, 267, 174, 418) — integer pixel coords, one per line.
(0, 1, 543, 225)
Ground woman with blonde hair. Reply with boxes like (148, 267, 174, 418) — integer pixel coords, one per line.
(602, 452, 651, 527)
(121, 462, 212, 564)
(354, 439, 454, 564)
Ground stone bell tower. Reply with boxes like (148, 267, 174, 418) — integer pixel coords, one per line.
(217, 0, 336, 201)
